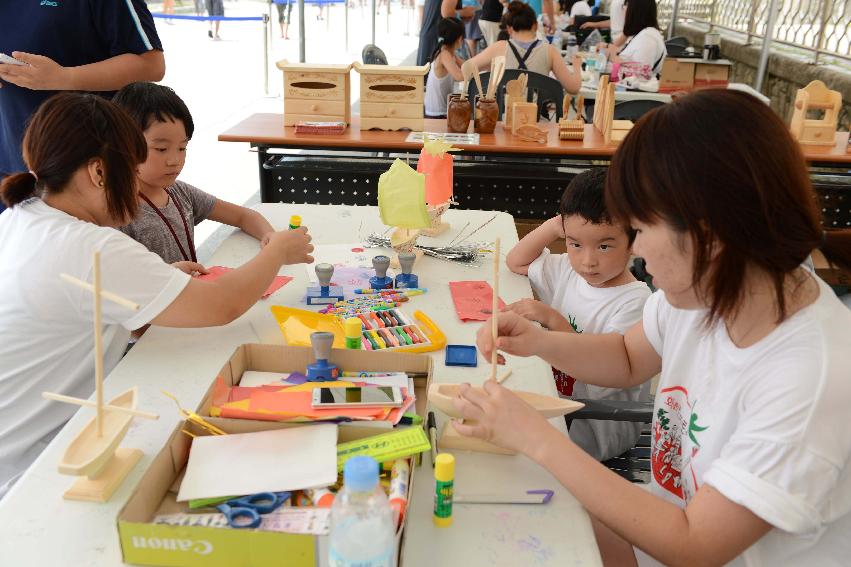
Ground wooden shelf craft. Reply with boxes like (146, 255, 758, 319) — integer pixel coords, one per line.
(592, 75, 633, 145)
(353, 62, 430, 131)
(790, 80, 842, 147)
(276, 61, 353, 127)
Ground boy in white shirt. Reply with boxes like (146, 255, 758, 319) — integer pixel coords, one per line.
(505, 167, 650, 460)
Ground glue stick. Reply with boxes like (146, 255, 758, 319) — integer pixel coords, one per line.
(344, 317, 362, 350)
(308, 486, 336, 508)
(388, 459, 410, 528)
(288, 215, 302, 230)
(433, 453, 455, 527)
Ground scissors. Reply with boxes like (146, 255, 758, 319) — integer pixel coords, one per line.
(216, 491, 290, 529)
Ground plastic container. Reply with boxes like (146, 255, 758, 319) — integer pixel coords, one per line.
(329, 456, 396, 567)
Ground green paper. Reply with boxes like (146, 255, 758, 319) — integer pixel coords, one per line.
(378, 159, 430, 229)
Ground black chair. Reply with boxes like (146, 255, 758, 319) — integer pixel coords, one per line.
(466, 69, 566, 122)
(665, 36, 691, 57)
(568, 396, 655, 483)
(361, 44, 388, 65)
(612, 99, 666, 121)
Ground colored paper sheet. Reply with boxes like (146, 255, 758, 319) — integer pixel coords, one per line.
(377, 159, 430, 229)
(197, 266, 293, 298)
(176, 424, 338, 501)
(449, 280, 506, 322)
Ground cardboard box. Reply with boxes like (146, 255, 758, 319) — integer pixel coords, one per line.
(659, 59, 695, 93)
(693, 62, 731, 90)
(118, 343, 432, 567)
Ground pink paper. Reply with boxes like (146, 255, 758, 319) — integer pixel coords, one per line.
(197, 266, 293, 299)
(449, 280, 506, 322)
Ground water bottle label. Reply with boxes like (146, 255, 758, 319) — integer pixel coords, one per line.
(329, 547, 394, 567)
(434, 479, 453, 519)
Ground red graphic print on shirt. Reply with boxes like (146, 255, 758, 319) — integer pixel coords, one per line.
(552, 313, 581, 396)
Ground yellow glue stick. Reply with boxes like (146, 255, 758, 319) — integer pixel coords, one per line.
(433, 453, 454, 527)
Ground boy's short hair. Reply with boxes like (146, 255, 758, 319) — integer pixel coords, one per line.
(112, 82, 195, 139)
(559, 168, 636, 244)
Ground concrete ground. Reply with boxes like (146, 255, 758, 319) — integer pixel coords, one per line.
(148, 0, 420, 258)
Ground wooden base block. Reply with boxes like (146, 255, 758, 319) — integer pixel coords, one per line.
(421, 221, 450, 237)
(63, 447, 142, 503)
(438, 421, 516, 455)
(610, 129, 630, 143)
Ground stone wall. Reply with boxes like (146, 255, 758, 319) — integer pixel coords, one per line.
(675, 23, 851, 129)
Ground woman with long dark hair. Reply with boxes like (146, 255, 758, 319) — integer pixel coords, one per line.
(454, 89, 851, 565)
(600, 0, 665, 75)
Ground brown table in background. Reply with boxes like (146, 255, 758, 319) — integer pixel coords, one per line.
(219, 114, 851, 252)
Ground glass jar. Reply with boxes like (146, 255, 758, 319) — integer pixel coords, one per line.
(474, 97, 498, 134)
(446, 93, 471, 133)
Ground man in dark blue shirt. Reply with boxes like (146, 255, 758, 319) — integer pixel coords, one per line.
(0, 0, 165, 212)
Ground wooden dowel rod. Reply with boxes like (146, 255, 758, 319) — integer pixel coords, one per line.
(42, 392, 159, 420)
(60, 274, 140, 311)
(93, 251, 104, 437)
(491, 238, 500, 381)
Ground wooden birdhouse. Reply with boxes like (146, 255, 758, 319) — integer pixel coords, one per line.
(276, 61, 353, 127)
(353, 62, 430, 131)
(790, 80, 842, 147)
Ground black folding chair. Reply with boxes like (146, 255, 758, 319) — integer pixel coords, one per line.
(466, 69, 566, 122)
(361, 44, 388, 65)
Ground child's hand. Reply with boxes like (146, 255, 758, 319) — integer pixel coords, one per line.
(266, 226, 315, 265)
(504, 298, 564, 330)
(172, 261, 209, 276)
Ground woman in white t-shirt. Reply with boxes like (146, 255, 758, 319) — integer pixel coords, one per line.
(0, 93, 315, 497)
(600, 0, 665, 75)
(452, 89, 851, 565)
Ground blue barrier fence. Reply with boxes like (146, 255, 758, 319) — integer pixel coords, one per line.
(150, 13, 265, 21)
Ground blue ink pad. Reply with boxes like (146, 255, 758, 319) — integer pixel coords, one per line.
(445, 345, 478, 367)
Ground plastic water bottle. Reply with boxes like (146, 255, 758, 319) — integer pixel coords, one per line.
(329, 456, 396, 567)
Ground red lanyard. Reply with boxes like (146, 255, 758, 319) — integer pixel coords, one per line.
(139, 189, 197, 263)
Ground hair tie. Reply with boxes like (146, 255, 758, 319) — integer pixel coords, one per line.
(28, 170, 38, 182)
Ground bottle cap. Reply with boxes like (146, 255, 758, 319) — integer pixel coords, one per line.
(289, 215, 301, 228)
(434, 453, 455, 482)
(344, 317, 362, 338)
(344, 456, 379, 492)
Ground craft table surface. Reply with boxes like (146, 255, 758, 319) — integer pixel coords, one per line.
(0, 204, 602, 567)
(219, 113, 851, 164)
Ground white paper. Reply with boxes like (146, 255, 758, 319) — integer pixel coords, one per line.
(405, 131, 480, 144)
(177, 424, 338, 502)
(307, 244, 376, 281)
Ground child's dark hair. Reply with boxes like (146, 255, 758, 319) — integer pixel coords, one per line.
(559, 168, 636, 243)
(504, 1, 537, 31)
(113, 82, 195, 138)
(0, 92, 146, 222)
(430, 17, 465, 63)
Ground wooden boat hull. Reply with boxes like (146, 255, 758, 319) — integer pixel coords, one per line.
(429, 383, 584, 419)
(58, 388, 137, 478)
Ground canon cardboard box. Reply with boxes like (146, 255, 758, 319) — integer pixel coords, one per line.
(118, 344, 432, 567)
(693, 61, 731, 89)
(659, 59, 695, 93)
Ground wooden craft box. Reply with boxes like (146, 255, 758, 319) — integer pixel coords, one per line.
(277, 61, 353, 126)
(353, 62, 430, 131)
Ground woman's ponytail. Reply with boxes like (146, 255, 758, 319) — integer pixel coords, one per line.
(0, 172, 39, 208)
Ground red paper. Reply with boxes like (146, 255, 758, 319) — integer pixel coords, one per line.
(197, 266, 292, 299)
(417, 151, 454, 205)
(449, 280, 505, 322)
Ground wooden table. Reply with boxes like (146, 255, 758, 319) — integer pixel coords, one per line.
(0, 205, 603, 567)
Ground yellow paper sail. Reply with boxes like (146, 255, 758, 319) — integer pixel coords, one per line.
(422, 136, 461, 157)
(378, 158, 430, 229)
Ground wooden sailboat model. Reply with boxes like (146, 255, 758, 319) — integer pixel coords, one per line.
(377, 157, 431, 269)
(42, 252, 158, 502)
(430, 239, 584, 454)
